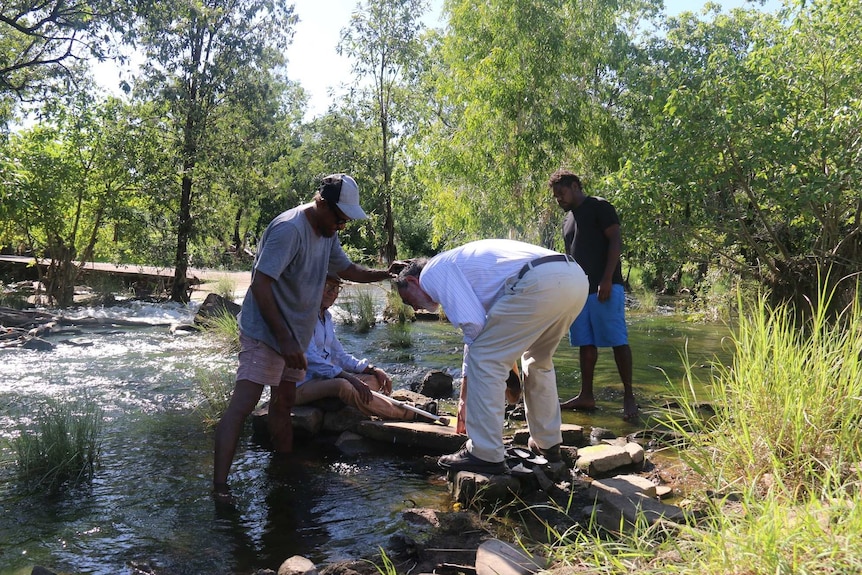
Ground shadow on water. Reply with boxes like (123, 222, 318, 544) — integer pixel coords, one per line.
(0, 293, 731, 574)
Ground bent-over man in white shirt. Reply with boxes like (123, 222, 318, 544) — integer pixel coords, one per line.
(395, 239, 588, 475)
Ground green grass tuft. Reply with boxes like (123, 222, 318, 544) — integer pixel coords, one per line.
(14, 396, 103, 494)
(195, 367, 235, 428)
(344, 288, 377, 334)
(548, 281, 862, 574)
(200, 308, 240, 354)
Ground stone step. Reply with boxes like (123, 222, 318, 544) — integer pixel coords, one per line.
(355, 419, 466, 453)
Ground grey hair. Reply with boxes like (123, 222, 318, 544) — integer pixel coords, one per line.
(394, 258, 428, 288)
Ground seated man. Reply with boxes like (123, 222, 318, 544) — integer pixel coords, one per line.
(295, 274, 435, 421)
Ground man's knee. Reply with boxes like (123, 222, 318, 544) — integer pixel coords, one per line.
(580, 345, 599, 361)
(335, 378, 360, 403)
(227, 379, 265, 415)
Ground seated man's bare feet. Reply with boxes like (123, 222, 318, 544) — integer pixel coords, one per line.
(622, 394, 639, 421)
(560, 395, 596, 411)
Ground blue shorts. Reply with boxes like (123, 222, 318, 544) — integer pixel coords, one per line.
(569, 284, 629, 348)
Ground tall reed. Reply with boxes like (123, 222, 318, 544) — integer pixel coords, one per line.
(14, 396, 103, 493)
(352, 289, 377, 334)
(201, 308, 240, 354)
(546, 283, 862, 574)
(212, 276, 237, 301)
(672, 286, 862, 498)
(384, 322, 413, 349)
(195, 367, 235, 428)
(384, 287, 414, 323)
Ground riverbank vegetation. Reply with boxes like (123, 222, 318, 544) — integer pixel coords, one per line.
(0, 0, 858, 316)
(543, 284, 862, 573)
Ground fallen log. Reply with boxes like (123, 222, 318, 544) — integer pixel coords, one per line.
(0, 307, 58, 328)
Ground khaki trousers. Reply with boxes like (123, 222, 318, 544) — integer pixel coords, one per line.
(464, 261, 588, 463)
(295, 374, 414, 420)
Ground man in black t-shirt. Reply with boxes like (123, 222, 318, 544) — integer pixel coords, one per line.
(549, 169, 638, 421)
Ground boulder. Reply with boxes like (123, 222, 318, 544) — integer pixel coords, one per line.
(575, 444, 638, 477)
(20, 336, 54, 351)
(252, 404, 324, 442)
(194, 293, 241, 324)
(278, 555, 317, 575)
(589, 426, 617, 445)
(322, 406, 367, 432)
(417, 369, 453, 399)
(591, 488, 688, 534)
(451, 471, 521, 507)
(512, 423, 584, 449)
(624, 442, 645, 465)
(402, 507, 441, 528)
(334, 431, 377, 456)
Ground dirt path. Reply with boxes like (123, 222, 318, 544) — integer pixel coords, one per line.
(189, 268, 251, 302)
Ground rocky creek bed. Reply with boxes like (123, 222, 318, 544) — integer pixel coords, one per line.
(3, 302, 707, 575)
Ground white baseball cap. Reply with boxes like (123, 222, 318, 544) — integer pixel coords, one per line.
(320, 174, 368, 220)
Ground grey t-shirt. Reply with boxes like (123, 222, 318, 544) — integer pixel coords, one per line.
(238, 205, 351, 353)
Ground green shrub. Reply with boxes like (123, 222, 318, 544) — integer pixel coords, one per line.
(545, 281, 862, 575)
(383, 286, 414, 323)
(670, 285, 862, 499)
(630, 287, 656, 313)
(384, 322, 413, 349)
(212, 276, 237, 301)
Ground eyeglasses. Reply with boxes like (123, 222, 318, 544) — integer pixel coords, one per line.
(327, 201, 349, 226)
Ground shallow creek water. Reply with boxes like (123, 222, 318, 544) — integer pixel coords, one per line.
(0, 288, 731, 575)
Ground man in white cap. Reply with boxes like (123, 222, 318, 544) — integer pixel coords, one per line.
(214, 173, 400, 499)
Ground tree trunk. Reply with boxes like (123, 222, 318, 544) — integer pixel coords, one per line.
(381, 113, 396, 263)
(171, 171, 193, 303)
(233, 206, 243, 252)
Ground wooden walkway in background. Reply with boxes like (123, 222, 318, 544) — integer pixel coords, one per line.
(0, 255, 200, 285)
(0, 255, 252, 301)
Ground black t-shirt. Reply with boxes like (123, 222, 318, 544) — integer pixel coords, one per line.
(563, 196, 624, 293)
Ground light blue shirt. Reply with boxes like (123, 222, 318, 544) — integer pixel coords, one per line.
(298, 309, 370, 385)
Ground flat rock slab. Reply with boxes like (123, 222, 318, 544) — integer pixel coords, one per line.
(475, 538, 546, 575)
(591, 474, 657, 498)
(355, 420, 466, 453)
(592, 489, 689, 534)
(576, 443, 645, 476)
